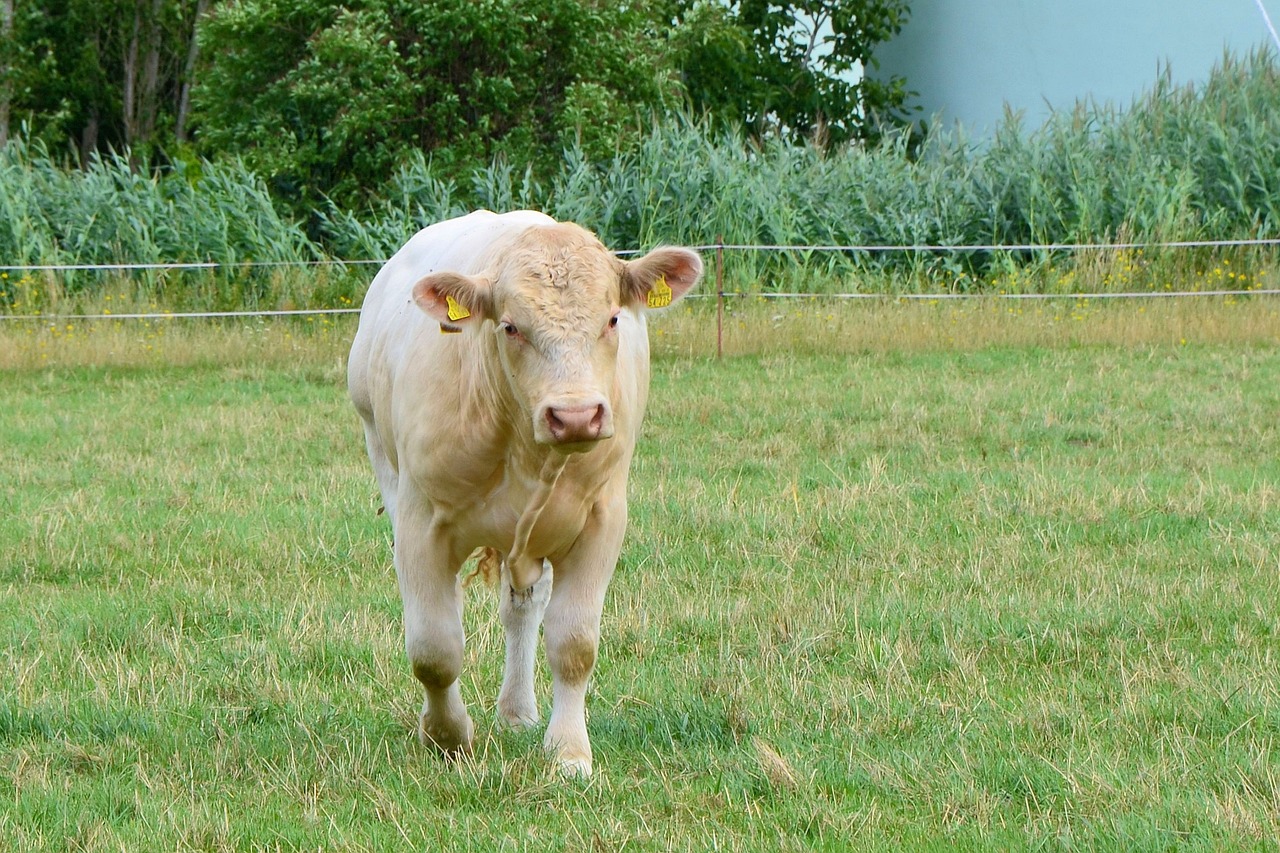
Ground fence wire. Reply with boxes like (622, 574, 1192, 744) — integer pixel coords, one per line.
(2, 238, 1279, 322)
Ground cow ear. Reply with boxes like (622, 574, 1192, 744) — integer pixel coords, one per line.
(411, 272, 493, 331)
(623, 247, 703, 310)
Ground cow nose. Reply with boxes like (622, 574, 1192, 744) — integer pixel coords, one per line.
(545, 403, 607, 444)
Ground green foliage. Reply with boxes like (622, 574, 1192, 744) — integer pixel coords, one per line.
(7, 0, 119, 149)
(5, 0, 205, 156)
(667, 0, 913, 145)
(192, 0, 680, 211)
(3, 48, 1279, 304)
(2, 0, 916, 190)
(327, 51, 1280, 289)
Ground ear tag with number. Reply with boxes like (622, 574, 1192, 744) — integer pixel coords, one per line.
(646, 275, 673, 309)
(445, 294, 472, 322)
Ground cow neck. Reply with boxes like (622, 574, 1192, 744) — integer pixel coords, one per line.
(465, 316, 591, 594)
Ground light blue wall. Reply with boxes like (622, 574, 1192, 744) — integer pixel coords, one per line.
(873, 0, 1277, 135)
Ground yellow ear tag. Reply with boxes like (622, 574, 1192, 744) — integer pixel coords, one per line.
(646, 275, 673, 309)
(445, 294, 471, 322)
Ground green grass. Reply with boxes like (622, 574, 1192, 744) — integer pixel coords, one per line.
(2, 303, 1280, 850)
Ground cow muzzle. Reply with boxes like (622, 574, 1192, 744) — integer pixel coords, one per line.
(536, 398, 614, 447)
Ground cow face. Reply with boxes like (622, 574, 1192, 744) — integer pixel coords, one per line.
(411, 224, 701, 450)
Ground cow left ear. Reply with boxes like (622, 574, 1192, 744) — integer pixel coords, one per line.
(412, 271, 494, 332)
(623, 247, 703, 310)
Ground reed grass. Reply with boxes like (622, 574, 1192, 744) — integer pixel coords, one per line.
(0, 140, 323, 310)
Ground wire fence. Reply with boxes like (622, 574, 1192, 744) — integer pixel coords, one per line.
(2, 237, 1279, 325)
(3, 235, 1280, 275)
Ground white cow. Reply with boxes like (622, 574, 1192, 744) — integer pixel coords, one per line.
(347, 210, 701, 775)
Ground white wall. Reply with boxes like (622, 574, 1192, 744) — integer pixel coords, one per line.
(873, 0, 1278, 135)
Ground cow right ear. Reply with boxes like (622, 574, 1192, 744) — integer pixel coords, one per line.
(623, 247, 703, 310)
(411, 272, 493, 332)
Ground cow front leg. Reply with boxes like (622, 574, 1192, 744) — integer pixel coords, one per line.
(395, 504, 473, 756)
(542, 493, 626, 777)
(496, 558, 553, 728)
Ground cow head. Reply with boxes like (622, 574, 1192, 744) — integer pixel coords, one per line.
(411, 223, 701, 450)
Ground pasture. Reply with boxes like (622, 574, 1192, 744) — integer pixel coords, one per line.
(2, 298, 1279, 850)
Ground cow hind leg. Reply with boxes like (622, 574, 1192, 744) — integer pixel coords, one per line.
(497, 558, 553, 729)
(360, 421, 399, 524)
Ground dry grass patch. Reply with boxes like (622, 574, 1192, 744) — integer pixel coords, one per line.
(652, 294, 1280, 358)
(4, 291, 1280, 370)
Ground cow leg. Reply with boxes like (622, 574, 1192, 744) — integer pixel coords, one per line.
(541, 491, 627, 777)
(395, 501, 472, 756)
(496, 558, 553, 728)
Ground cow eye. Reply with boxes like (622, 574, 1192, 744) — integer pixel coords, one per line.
(500, 321, 520, 339)
(607, 314, 619, 330)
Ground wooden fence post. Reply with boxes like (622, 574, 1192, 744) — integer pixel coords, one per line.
(716, 237, 724, 359)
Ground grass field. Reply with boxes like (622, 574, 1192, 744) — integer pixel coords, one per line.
(2, 299, 1279, 850)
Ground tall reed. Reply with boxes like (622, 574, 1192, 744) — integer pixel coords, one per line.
(0, 140, 320, 310)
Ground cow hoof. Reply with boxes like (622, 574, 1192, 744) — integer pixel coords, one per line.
(546, 736, 593, 777)
(555, 755, 593, 778)
(419, 715, 474, 758)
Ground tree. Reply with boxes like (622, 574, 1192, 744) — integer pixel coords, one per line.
(669, 0, 913, 146)
(2, 0, 212, 160)
(0, 0, 13, 146)
(174, 0, 209, 143)
(192, 0, 680, 212)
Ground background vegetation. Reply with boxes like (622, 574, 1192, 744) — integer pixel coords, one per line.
(2, 49, 1278, 311)
(0, 3, 1276, 309)
(330, 50, 1280, 289)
